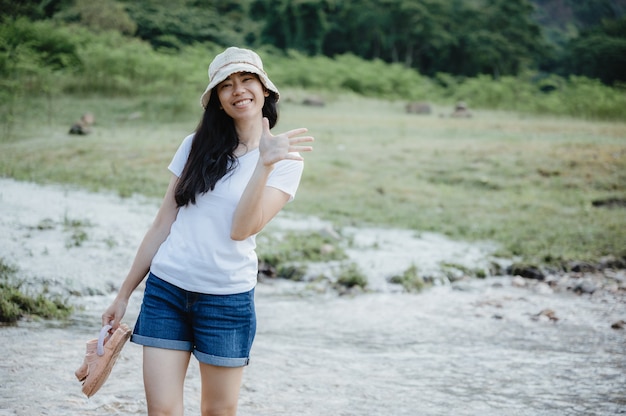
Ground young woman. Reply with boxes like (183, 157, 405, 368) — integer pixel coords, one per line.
(100, 47, 313, 415)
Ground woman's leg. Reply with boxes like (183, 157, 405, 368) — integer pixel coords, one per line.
(143, 346, 191, 416)
(199, 363, 244, 416)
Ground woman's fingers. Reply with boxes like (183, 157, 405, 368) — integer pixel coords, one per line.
(288, 141, 313, 155)
(289, 135, 314, 145)
(283, 127, 309, 138)
(260, 117, 313, 164)
(262, 117, 271, 134)
(263, 117, 312, 142)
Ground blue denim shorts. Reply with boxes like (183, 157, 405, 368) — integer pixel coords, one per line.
(131, 273, 256, 367)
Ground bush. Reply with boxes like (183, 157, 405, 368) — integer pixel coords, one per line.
(450, 72, 626, 120)
(63, 27, 203, 97)
(0, 17, 81, 76)
(0, 18, 82, 133)
(266, 50, 437, 100)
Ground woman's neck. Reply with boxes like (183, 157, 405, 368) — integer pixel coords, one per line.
(234, 119, 262, 154)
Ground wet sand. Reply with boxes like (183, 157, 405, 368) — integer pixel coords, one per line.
(1, 178, 624, 415)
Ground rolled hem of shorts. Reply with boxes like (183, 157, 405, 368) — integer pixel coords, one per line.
(131, 334, 192, 351)
(193, 350, 250, 367)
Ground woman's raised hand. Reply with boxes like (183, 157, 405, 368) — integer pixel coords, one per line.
(259, 117, 313, 166)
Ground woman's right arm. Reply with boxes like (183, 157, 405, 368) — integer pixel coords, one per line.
(102, 174, 180, 328)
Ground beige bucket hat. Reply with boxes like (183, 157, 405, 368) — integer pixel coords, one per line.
(200, 47, 280, 109)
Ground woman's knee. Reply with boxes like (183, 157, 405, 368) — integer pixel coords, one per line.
(199, 364, 244, 416)
(201, 401, 238, 416)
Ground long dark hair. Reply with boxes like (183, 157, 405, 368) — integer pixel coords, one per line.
(174, 82, 279, 207)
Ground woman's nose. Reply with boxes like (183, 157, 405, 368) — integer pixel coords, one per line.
(233, 82, 246, 94)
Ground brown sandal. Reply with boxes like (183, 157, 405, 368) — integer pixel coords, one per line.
(77, 323, 132, 397)
(74, 338, 97, 382)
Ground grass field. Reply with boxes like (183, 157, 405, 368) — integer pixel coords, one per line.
(1, 91, 625, 265)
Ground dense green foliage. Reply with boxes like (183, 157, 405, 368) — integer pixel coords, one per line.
(254, 0, 547, 78)
(2, 0, 625, 84)
(561, 16, 626, 85)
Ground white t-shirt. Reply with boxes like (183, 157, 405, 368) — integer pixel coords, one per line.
(150, 133, 304, 294)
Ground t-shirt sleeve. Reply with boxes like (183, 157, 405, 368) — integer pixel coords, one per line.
(168, 134, 195, 177)
(267, 155, 305, 202)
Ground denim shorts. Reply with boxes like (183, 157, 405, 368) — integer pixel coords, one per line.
(131, 273, 256, 367)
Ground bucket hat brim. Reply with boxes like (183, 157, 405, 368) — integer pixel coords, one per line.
(200, 47, 279, 109)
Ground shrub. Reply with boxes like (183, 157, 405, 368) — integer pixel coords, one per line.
(276, 264, 307, 281)
(0, 259, 73, 323)
(389, 265, 429, 293)
(335, 263, 368, 290)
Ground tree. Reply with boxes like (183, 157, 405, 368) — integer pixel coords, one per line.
(54, 0, 137, 35)
(0, 0, 74, 20)
(321, 0, 388, 59)
(568, 0, 626, 28)
(252, 0, 332, 55)
(121, 0, 254, 49)
(563, 16, 626, 85)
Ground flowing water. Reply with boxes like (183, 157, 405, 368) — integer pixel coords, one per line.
(1, 179, 624, 415)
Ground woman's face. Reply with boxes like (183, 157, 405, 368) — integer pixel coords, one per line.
(216, 72, 269, 122)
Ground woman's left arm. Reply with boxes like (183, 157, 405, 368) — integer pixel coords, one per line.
(231, 118, 313, 240)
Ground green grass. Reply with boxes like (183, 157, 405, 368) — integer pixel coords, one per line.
(1, 92, 625, 266)
(0, 259, 73, 323)
(284, 93, 626, 264)
(257, 230, 348, 265)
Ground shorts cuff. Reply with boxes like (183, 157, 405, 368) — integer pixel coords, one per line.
(131, 334, 192, 351)
(193, 350, 250, 367)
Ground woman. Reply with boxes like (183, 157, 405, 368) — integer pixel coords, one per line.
(100, 47, 313, 415)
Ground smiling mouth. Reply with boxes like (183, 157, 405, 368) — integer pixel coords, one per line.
(233, 99, 252, 108)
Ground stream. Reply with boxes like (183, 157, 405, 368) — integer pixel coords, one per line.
(1, 178, 624, 415)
